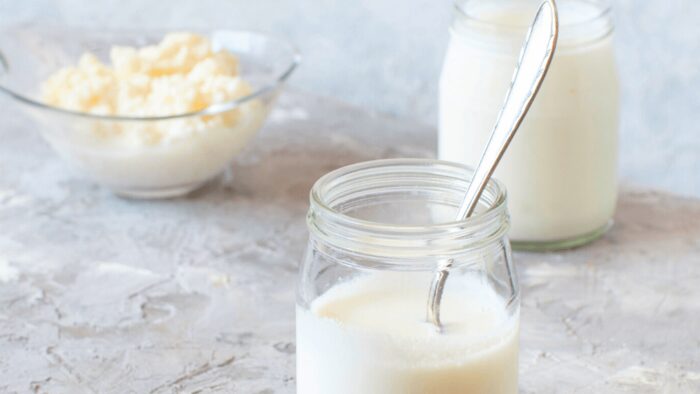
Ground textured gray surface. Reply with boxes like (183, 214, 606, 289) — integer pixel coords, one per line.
(1, 90, 699, 393)
(1, 0, 699, 199)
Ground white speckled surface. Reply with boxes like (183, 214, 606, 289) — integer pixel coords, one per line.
(1, 90, 699, 393)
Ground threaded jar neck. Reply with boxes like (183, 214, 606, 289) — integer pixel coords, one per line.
(307, 159, 510, 267)
(452, 0, 614, 50)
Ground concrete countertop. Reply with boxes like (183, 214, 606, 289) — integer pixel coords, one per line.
(1, 91, 698, 393)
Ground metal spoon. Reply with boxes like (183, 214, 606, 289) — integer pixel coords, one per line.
(427, 0, 559, 330)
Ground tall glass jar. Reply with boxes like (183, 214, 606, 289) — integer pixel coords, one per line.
(439, 0, 619, 250)
(296, 159, 520, 394)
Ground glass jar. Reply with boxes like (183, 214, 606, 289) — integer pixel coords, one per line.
(439, 0, 619, 250)
(296, 159, 520, 394)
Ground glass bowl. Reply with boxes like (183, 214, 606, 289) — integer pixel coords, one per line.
(0, 27, 300, 198)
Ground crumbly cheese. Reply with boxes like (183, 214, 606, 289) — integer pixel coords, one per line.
(41, 32, 255, 146)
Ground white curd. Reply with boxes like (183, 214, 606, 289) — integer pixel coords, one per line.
(439, 0, 619, 246)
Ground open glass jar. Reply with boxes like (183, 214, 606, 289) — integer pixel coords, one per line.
(439, 0, 619, 250)
(296, 159, 520, 394)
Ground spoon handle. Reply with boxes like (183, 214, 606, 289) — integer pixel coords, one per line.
(427, 0, 559, 330)
(457, 0, 559, 220)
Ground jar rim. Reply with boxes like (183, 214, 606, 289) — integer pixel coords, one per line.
(307, 159, 510, 261)
(454, 0, 612, 31)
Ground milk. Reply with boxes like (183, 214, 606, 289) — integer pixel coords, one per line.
(439, 0, 619, 243)
(296, 273, 519, 394)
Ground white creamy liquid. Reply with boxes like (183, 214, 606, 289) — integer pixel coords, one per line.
(296, 273, 519, 394)
(439, 0, 619, 242)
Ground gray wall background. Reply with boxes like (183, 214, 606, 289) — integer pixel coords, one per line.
(2, 0, 699, 198)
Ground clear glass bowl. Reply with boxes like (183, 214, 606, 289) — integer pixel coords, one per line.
(0, 27, 300, 198)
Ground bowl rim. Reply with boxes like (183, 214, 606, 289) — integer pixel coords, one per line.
(0, 27, 301, 121)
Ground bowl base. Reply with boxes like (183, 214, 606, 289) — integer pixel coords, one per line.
(112, 180, 210, 199)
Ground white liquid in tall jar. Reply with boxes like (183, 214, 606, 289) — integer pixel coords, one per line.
(439, 0, 619, 243)
(296, 273, 519, 394)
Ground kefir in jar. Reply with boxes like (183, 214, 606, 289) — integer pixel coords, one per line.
(297, 159, 519, 394)
(439, 0, 619, 250)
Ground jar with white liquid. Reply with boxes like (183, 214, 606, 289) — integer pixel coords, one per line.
(439, 0, 619, 250)
(297, 159, 520, 394)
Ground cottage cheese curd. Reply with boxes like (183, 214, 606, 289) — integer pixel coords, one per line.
(40, 32, 266, 197)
